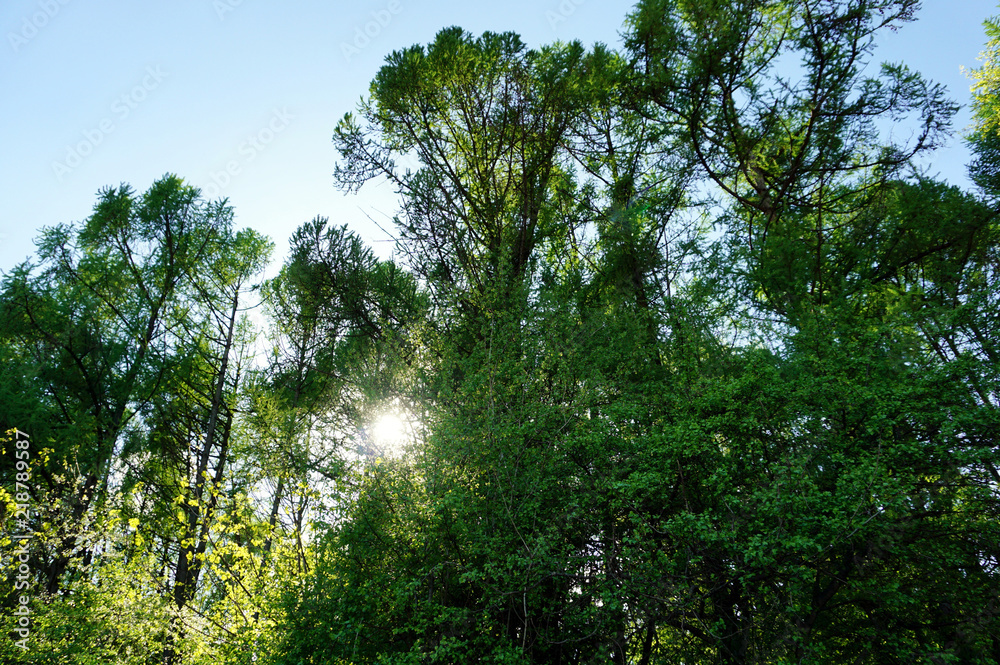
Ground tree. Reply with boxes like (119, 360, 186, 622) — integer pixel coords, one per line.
(0, 175, 241, 595)
(0, 176, 275, 665)
(291, 23, 705, 664)
(252, 216, 424, 570)
(617, 1, 1000, 662)
(281, 3, 1000, 664)
(626, 0, 956, 322)
(334, 28, 592, 315)
(4, 3, 999, 664)
(157, 226, 271, 665)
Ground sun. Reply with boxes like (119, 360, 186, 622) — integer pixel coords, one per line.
(372, 413, 407, 445)
(358, 398, 422, 461)
(363, 408, 415, 460)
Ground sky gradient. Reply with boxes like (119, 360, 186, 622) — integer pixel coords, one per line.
(2, 0, 996, 274)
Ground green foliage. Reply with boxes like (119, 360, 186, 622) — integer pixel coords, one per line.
(4, 3, 1000, 664)
(281, 4, 1000, 664)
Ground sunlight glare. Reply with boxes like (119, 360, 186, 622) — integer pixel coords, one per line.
(373, 413, 406, 445)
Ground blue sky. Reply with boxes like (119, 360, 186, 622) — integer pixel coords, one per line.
(1, 0, 996, 274)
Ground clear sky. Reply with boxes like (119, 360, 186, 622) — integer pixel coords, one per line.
(1, 0, 996, 274)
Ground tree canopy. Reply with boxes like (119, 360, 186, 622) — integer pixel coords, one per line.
(2, 1, 999, 664)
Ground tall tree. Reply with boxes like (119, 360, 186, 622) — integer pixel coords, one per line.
(253, 216, 424, 567)
(0, 175, 240, 595)
(0, 176, 279, 665)
(281, 4, 1000, 665)
(619, 1, 1000, 662)
(626, 0, 956, 321)
(288, 25, 705, 664)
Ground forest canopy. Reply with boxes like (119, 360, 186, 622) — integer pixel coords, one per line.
(2, 1, 999, 664)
